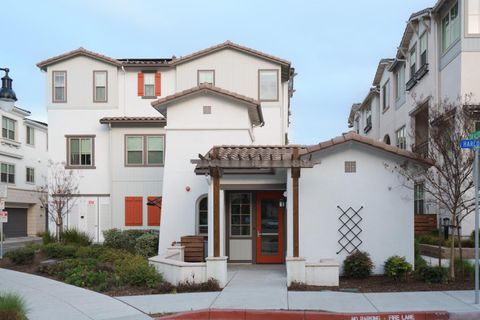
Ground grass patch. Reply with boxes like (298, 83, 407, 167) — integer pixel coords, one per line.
(0, 292, 28, 320)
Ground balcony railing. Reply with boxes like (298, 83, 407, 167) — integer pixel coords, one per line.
(413, 140, 429, 158)
(415, 63, 429, 81)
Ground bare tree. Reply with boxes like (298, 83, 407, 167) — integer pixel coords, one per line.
(38, 161, 79, 240)
(387, 98, 477, 280)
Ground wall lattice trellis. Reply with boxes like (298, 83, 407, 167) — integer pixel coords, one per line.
(336, 206, 364, 254)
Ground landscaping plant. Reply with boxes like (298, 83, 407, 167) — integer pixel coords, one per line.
(384, 256, 412, 281)
(5, 247, 35, 265)
(61, 228, 92, 246)
(0, 292, 28, 320)
(134, 232, 159, 257)
(342, 250, 374, 279)
(42, 243, 77, 259)
(416, 265, 448, 284)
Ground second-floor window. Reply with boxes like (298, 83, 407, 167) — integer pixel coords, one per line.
(365, 105, 372, 131)
(442, 2, 460, 53)
(26, 126, 34, 145)
(2, 117, 16, 140)
(94, 71, 107, 102)
(26, 167, 35, 183)
(382, 80, 390, 111)
(126, 135, 164, 166)
(259, 70, 278, 101)
(53, 71, 66, 102)
(1, 163, 15, 184)
(414, 182, 425, 214)
(395, 65, 405, 101)
(409, 46, 416, 78)
(420, 33, 428, 67)
(67, 136, 95, 168)
(137, 72, 161, 98)
(198, 70, 215, 85)
(396, 126, 406, 149)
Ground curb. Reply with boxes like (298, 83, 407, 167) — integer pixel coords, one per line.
(156, 309, 450, 320)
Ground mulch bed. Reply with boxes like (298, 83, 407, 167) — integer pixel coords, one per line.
(289, 275, 474, 292)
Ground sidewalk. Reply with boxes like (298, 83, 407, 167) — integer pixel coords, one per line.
(0, 268, 150, 320)
(118, 265, 480, 318)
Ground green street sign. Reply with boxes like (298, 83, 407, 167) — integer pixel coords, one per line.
(469, 131, 480, 140)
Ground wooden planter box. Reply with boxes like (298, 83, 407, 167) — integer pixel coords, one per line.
(181, 235, 206, 262)
(419, 244, 476, 259)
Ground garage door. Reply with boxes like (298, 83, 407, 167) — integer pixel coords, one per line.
(3, 208, 27, 238)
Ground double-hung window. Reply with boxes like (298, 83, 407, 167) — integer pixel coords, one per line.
(382, 80, 390, 111)
(144, 73, 155, 97)
(126, 135, 164, 166)
(94, 71, 107, 102)
(2, 117, 16, 140)
(53, 71, 66, 102)
(1, 163, 15, 184)
(26, 167, 35, 183)
(198, 196, 208, 235)
(67, 136, 94, 168)
(395, 65, 405, 100)
(409, 47, 417, 79)
(198, 70, 215, 85)
(259, 70, 279, 101)
(442, 2, 460, 52)
(365, 105, 372, 131)
(396, 126, 407, 149)
(414, 182, 425, 214)
(26, 126, 34, 145)
(420, 33, 428, 67)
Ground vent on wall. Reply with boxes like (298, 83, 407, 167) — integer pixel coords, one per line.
(344, 161, 356, 173)
(203, 106, 211, 114)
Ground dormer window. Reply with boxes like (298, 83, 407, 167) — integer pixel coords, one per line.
(53, 71, 66, 103)
(198, 70, 215, 85)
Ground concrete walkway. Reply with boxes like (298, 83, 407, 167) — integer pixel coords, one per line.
(118, 265, 480, 318)
(0, 268, 150, 320)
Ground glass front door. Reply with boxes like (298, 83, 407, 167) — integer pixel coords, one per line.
(255, 192, 284, 263)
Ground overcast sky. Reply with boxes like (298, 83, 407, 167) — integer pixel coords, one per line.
(2, 0, 435, 144)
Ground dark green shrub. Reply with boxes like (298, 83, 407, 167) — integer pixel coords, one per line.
(0, 292, 28, 320)
(176, 278, 220, 293)
(343, 250, 374, 279)
(135, 232, 159, 257)
(62, 228, 92, 246)
(454, 258, 475, 278)
(98, 248, 134, 264)
(5, 247, 35, 265)
(61, 258, 115, 291)
(115, 255, 162, 288)
(42, 243, 77, 259)
(384, 256, 412, 281)
(75, 244, 106, 259)
(417, 265, 448, 284)
(103, 229, 130, 251)
(39, 231, 55, 245)
(37, 261, 64, 276)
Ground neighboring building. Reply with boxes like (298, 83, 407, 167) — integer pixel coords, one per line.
(348, 0, 480, 235)
(0, 106, 48, 238)
(38, 41, 425, 287)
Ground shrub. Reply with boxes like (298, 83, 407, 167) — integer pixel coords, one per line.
(384, 256, 412, 281)
(103, 229, 130, 251)
(115, 255, 162, 288)
(62, 228, 92, 246)
(103, 228, 160, 254)
(343, 250, 374, 279)
(75, 244, 106, 259)
(98, 248, 134, 264)
(5, 247, 35, 265)
(39, 231, 55, 245)
(0, 292, 28, 320)
(135, 233, 159, 257)
(176, 278, 220, 293)
(454, 258, 475, 279)
(42, 243, 77, 259)
(417, 265, 448, 284)
(61, 258, 115, 292)
(414, 239, 427, 269)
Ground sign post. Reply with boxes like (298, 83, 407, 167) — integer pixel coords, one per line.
(461, 138, 480, 304)
(0, 211, 7, 259)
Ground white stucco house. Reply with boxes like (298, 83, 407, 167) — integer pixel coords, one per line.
(349, 0, 480, 236)
(37, 41, 430, 286)
(0, 106, 48, 238)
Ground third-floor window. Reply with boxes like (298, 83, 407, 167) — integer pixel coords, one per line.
(395, 64, 405, 101)
(93, 71, 107, 102)
(53, 71, 67, 103)
(409, 46, 416, 79)
(137, 72, 161, 98)
(419, 33, 428, 67)
(442, 1, 460, 53)
(259, 70, 279, 101)
(2, 117, 16, 140)
(382, 80, 390, 111)
(198, 70, 215, 85)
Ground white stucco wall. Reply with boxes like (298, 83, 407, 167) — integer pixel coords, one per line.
(297, 144, 414, 274)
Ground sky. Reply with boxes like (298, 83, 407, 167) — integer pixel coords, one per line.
(1, 0, 435, 144)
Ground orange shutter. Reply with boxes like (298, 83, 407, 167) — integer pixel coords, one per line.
(137, 72, 144, 96)
(154, 72, 161, 96)
(125, 196, 143, 226)
(147, 196, 162, 226)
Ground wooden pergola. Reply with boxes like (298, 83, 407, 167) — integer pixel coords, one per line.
(191, 146, 317, 258)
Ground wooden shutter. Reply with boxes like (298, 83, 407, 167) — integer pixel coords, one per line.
(147, 196, 162, 226)
(125, 196, 143, 226)
(137, 72, 144, 96)
(154, 72, 161, 96)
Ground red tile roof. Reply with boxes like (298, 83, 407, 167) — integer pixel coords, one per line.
(37, 47, 122, 70)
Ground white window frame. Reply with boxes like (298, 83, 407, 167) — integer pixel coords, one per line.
(466, 0, 480, 36)
(442, 1, 460, 53)
(1, 162, 15, 184)
(409, 45, 417, 79)
(395, 64, 405, 101)
(382, 80, 390, 111)
(53, 71, 67, 103)
(197, 70, 215, 85)
(229, 193, 252, 238)
(93, 71, 108, 102)
(258, 69, 279, 101)
(26, 125, 34, 146)
(414, 182, 425, 214)
(396, 126, 407, 149)
(26, 167, 35, 184)
(2, 116, 16, 141)
(419, 32, 428, 67)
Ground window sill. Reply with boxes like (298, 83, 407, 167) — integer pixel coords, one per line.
(382, 106, 390, 114)
(141, 96, 158, 100)
(1, 138, 21, 148)
(415, 64, 429, 82)
(406, 77, 417, 91)
(125, 164, 164, 167)
(65, 165, 96, 170)
(363, 125, 372, 133)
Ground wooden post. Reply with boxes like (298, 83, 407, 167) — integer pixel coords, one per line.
(212, 170, 220, 257)
(292, 147, 300, 258)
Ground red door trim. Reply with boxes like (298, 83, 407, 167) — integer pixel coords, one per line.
(255, 191, 284, 264)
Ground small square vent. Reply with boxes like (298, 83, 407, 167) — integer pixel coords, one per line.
(203, 106, 211, 114)
(344, 161, 356, 173)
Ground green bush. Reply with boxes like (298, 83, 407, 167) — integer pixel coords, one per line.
(103, 228, 160, 254)
(62, 228, 92, 246)
(61, 258, 116, 292)
(42, 243, 77, 259)
(0, 292, 28, 320)
(454, 258, 475, 278)
(135, 232, 159, 257)
(414, 239, 427, 269)
(115, 255, 162, 288)
(5, 247, 35, 265)
(39, 231, 55, 245)
(417, 265, 448, 284)
(343, 250, 374, 279)
(384, 256, 412, 281)
(103, 229, 130, 251)
(75, 244, 106, 259)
